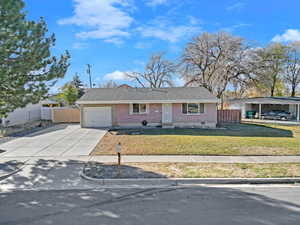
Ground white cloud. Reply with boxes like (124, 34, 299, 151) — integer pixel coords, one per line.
(49, 83, 60, 94)
(76, 29, 129, 39)
(174, 77, 185, 87)
(133, 60, 145, 67)
(104, 38, 124, 45)
(58, 0, 134, 43)
(104, 70, 128, 80)
(137, 18, 201, 43)
(135, 42, 152, 49)
(188, 16, 203, 25)
(146, 0, 168, 7)
(139, 25, 201, 43)
(226, 2, 245, 11)
(94, 76, 103, 83)
(272, 29, 300, 42)
(72, 42, 89, 49)
(223, 23, 251, 32)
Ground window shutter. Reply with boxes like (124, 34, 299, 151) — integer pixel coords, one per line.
(182, 103, 187, 114)
(200, 103, 204, 113)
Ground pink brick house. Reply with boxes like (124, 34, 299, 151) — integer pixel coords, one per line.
(77, 87, 219, 128)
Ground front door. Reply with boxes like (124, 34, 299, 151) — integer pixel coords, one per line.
(162, 103, 172, 124)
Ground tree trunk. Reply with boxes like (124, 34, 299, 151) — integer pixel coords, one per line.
(291, 86, 296, 97)
(270, 76, 276, 97)
(270, 86, 275, 97)
(221, 97, 224, 110)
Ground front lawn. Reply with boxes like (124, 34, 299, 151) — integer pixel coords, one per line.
(84, 162, 300, 178)
(91, 123, 300, 155)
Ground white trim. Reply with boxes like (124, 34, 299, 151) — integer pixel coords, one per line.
(297, 104, 300, 121)
(181, 103, 205, 115)
(162, 103, 172, 124)
(129, 103, 149, 115)
(77, 99, 220, 104)
(235, 101, 300, 105)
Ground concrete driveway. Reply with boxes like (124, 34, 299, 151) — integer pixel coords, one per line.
(0, 124, 106, 158)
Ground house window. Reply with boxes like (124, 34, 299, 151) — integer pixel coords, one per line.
(131, 104, 148, 114)
(182, 103, 204, 114)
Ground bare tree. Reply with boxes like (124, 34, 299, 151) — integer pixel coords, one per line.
(253, 43, 287, 96)
(284, 42, 300, 97)
(99, 80, 118, 88)
(181, 31, 252, 100)
(126, 53, 176, 88)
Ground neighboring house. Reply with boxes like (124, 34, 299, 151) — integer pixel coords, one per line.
(228, 97, 300, 121)
(40, 99, 62, 108)
(76, 87, 219, 128)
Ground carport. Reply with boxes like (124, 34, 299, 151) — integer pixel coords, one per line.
(228, 97, 300, 121)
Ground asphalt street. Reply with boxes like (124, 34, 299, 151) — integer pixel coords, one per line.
(0, 185, 300, 225)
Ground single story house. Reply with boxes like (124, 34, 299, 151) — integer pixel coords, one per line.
(228, 97, 300, 121)
(76, 86, 219, 128)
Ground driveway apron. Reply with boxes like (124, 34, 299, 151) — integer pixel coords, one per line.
(0, 124, 106, 158)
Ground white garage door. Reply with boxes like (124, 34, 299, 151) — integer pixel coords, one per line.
(83, 107, 112, 127)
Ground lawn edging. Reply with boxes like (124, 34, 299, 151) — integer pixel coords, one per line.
(80, 171, 300, 186)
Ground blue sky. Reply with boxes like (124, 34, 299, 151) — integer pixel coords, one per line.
(24, 0, 300, 91)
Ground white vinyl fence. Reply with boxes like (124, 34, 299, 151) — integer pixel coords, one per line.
(41, 107, 52, 120)
(1, 104, 42, 127)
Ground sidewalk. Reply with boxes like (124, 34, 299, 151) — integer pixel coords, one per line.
(2, 155, 300, 191)
(2, 155, 300, 164)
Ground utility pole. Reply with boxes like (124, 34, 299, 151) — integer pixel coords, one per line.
(86, 64, 92, 88)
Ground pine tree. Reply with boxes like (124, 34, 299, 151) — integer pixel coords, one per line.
(0, 0, 70, 117)
(70, 73, 84, 98)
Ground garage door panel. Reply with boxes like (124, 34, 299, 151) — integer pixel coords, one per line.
(83, 107, 112, 127)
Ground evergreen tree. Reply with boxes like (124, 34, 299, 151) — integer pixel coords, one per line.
(70, 73, 84, 98)
(0, 0, 70, 117)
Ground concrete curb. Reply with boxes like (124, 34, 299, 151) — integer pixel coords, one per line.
(0, 165, 23, 181)
(80, 172, 300, 186)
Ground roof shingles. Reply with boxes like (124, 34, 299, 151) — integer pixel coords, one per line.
(77, 87, 218, 103)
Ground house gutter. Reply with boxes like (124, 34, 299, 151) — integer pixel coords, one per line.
(76, 99, 221, 105)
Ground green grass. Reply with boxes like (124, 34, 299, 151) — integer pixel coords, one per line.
(92, 123, 300, 155)
(174, 163, 298, 178)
